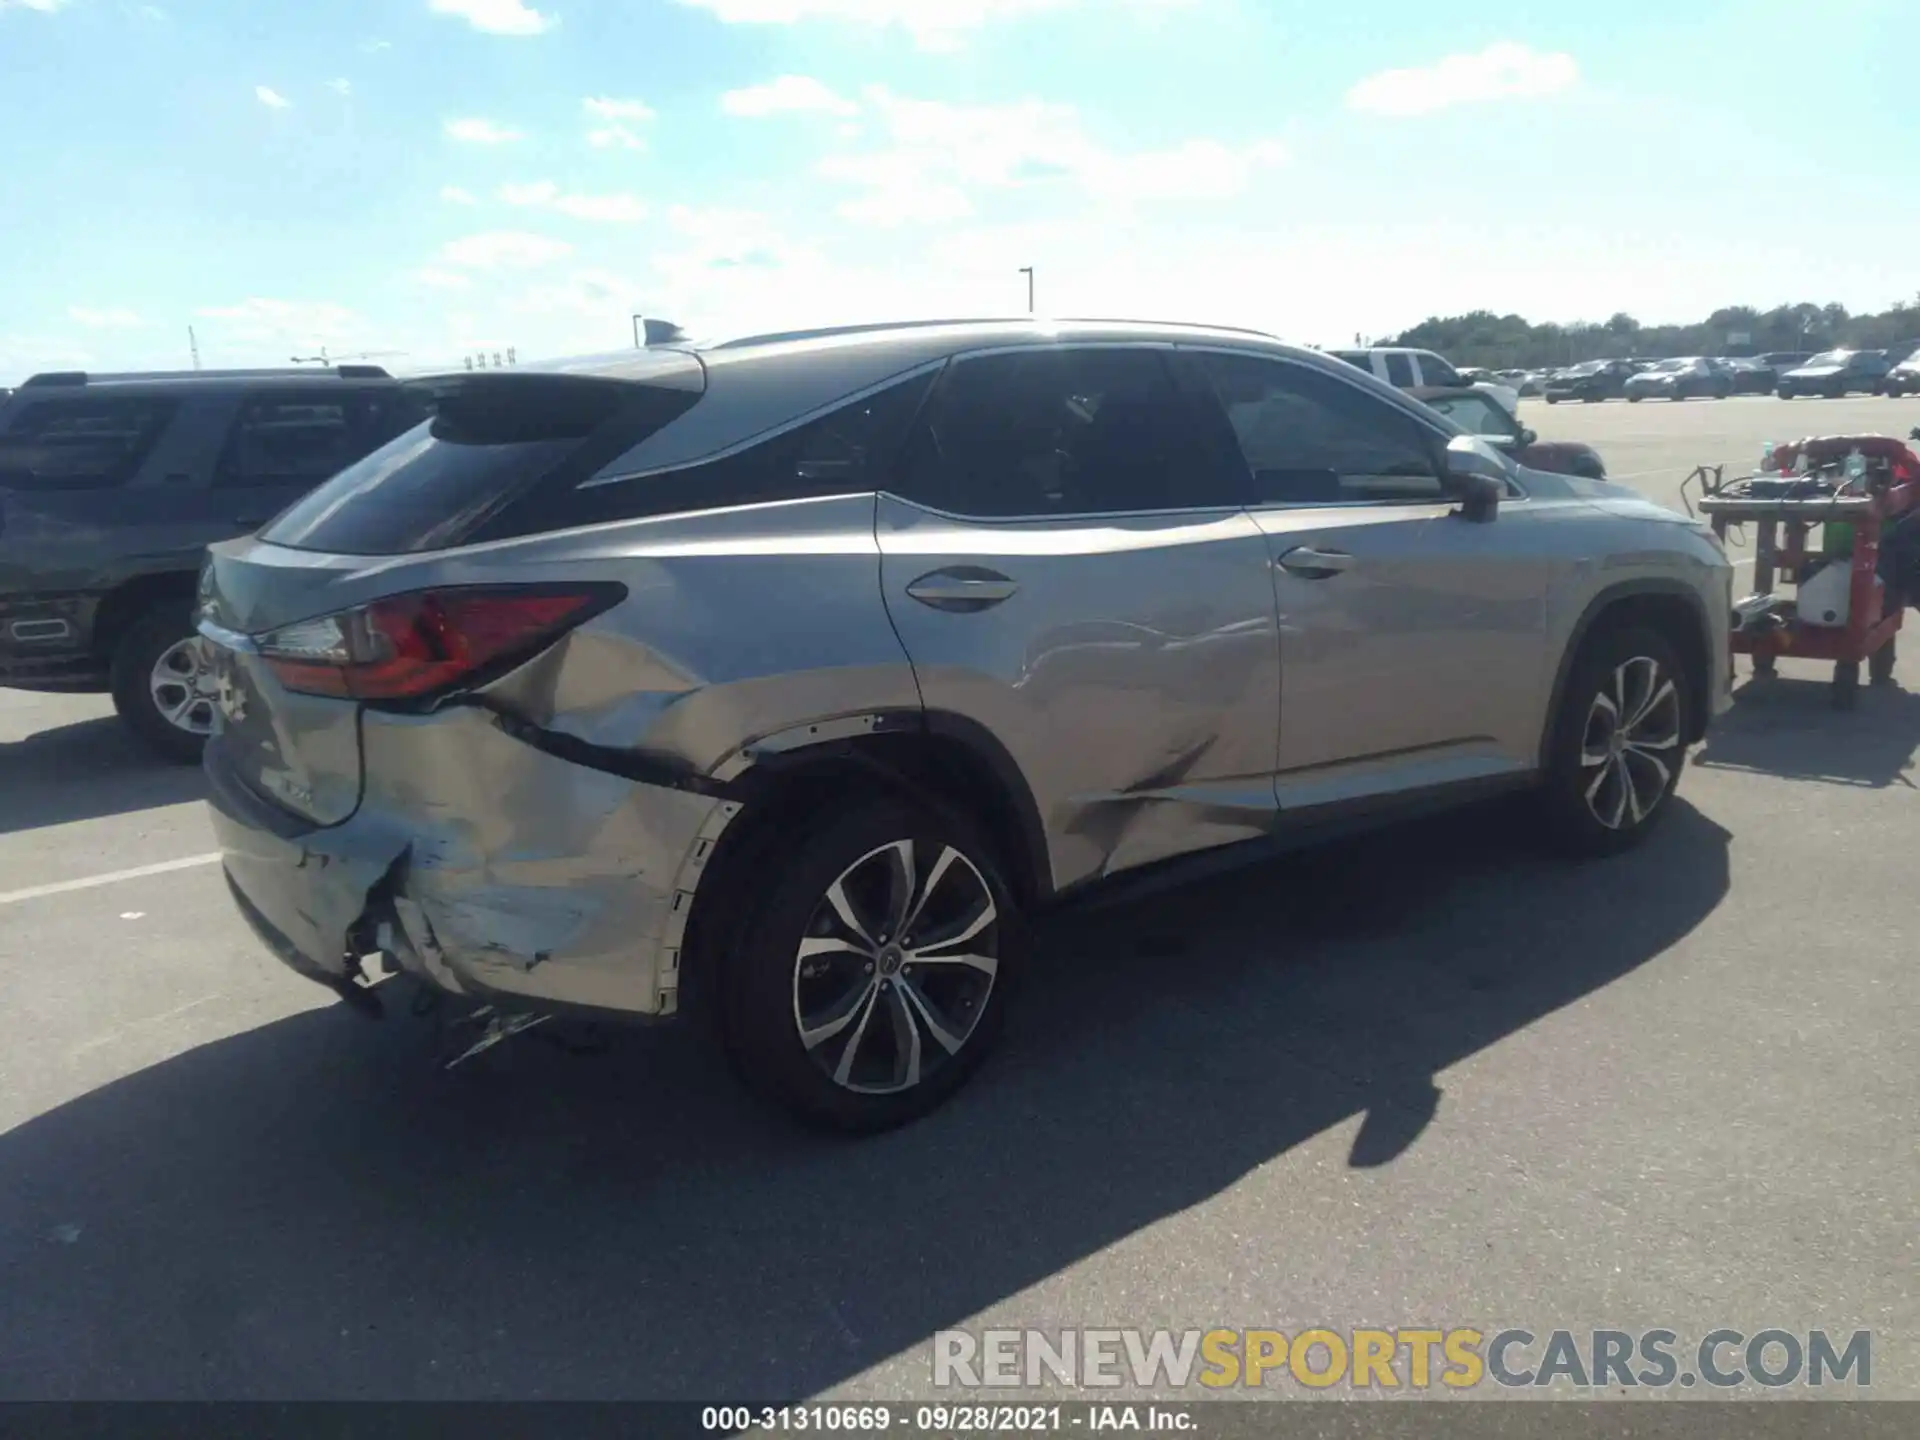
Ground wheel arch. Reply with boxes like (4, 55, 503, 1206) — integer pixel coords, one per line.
(676, 709, 1052, 1025)
(91, 570, 200, 659)
(1541, 579, 1716, 764)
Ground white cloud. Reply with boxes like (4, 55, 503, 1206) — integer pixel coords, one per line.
(415, 268, 475, 291)
(582, 98, 652, 151)
(498, 180, 648, 222)
(255, 85, 291, 109)
(1346, 42, 1578, 117)
(588, 126, 647, 150)
(817, 87, 1286, 224)
(328, 77, 353, 97)
(722, 75, 858, 118)
(197, 298, 367, 344)
(510, 267, 651, 320)
(444, 116, 522, 144)
(1078, 137, 1288, 201)
(583, 96, 655, 121)
(673, 0, 1186, 50)
(1, 0, 74, 12)
(656, 205, 808, 276)
(428, 0, 556, 36)
(68, 306, 143, 329)
(441, 185, 478, 204)
(554, 193, 648, 222)
(438, 230, 574, 270)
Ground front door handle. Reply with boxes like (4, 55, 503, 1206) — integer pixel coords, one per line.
(1276, 546, 1355, 579)
(904, 567, 1019, 612)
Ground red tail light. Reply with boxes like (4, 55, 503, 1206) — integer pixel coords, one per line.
(256, 585, 621, 701)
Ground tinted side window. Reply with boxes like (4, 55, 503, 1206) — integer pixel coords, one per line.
(899, 348, 1221, 518)
(1425, 392, 1514, 438)
(1197, 353, 1443, 505)
(0, 396, 176, 490)
(1383, 352, 1416, 387)
(1417, 352, 1463, 387)
(216, 391, 380, 488)
(494, 370, 938, 537)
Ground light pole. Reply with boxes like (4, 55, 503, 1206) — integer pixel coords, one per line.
(1018, 267, 1034, 315)
(632, 313, 644, 349)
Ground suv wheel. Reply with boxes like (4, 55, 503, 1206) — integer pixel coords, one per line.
(722, 797, 1016, 1132)
(1540, 626, 1691, 857)
(109, 606, 215, 764)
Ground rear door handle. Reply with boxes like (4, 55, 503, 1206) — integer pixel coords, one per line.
(904, 567, 1019, 612)
(1276, 546, 1355, 579)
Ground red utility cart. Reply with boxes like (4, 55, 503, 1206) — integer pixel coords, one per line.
(1694, 434, 1920, 709)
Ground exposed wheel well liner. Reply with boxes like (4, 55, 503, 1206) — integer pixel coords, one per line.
(1542, 581, 1715, 762)
(91, 571, 199, 658)
(676, 711, 1049, 1027)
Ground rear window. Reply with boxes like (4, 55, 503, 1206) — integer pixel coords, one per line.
(0, 395, 177, 491)
(262, 376, 698, 554)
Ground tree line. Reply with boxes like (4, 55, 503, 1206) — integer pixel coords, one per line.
(1382, 297, 1920, 370)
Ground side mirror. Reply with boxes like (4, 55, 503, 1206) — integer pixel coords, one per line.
(1516, 426, 1538, 447)
(1443, 435, 1506, 523)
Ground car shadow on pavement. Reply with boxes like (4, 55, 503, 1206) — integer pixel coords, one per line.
(0, 714, 205, 835)
(1695, 675, 1920, 789)
(0, 798, 1730, 1401)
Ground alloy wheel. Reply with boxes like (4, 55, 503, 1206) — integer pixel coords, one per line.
(1580, 656, 1681, 830)
(792, 838, 999, 1096)
(149, 637, 218, 736)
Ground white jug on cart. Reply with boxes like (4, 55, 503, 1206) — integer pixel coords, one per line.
(1797, 561, 1881, 628)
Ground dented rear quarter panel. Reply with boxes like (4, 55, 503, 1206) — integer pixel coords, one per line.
(207, 490, 921, 1017)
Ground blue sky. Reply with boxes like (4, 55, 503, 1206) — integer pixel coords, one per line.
(1, 0, 1915, 381)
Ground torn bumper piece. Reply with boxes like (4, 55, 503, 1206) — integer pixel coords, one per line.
(207, 703, 739, 1026)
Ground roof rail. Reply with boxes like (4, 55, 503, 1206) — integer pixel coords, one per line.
(710, 318, 1034, 350)
(1054, 317, 1282, 340)
(22, 365, 393, 387)
(709, 316, 1285, 351)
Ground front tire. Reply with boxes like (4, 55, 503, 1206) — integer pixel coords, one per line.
(1539, 626, 1692, 857)
(721, 796, 1017, 1133)
(109, 605, 214, 764)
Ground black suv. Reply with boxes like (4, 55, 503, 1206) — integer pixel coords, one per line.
(1542, 359, 1636, 404)
(0, 366, 427, 760)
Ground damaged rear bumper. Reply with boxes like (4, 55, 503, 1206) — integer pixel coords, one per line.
(207, 703, 739, 1023)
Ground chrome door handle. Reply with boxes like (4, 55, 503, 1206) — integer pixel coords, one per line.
(1276, 546, 1355, 579)
(904, 568, 1019, 612)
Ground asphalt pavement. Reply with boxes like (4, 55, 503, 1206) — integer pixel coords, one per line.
(1, 395, 1916, 1402)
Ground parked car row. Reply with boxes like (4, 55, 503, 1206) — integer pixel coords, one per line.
(1516, 349, 1920, 402)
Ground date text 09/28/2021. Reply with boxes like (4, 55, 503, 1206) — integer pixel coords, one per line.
(703, 1406, 1190, 1433)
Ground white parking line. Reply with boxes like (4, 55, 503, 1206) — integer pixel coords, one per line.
(0, 853, 222, 909)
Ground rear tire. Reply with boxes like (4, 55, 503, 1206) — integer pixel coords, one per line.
(109, 606, 212, 765)
(1539, 625, 1692, 858)
(720, 796, 1018, 1133)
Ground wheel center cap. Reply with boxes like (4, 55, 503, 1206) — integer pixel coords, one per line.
(1609, 732, 1627, 758)
(878, 947, 903, 976)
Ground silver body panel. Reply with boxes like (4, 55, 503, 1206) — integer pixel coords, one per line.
(202, 319, 1734, 1022)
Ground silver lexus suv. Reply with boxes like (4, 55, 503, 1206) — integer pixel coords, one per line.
(199, 319, 1733, 1131)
